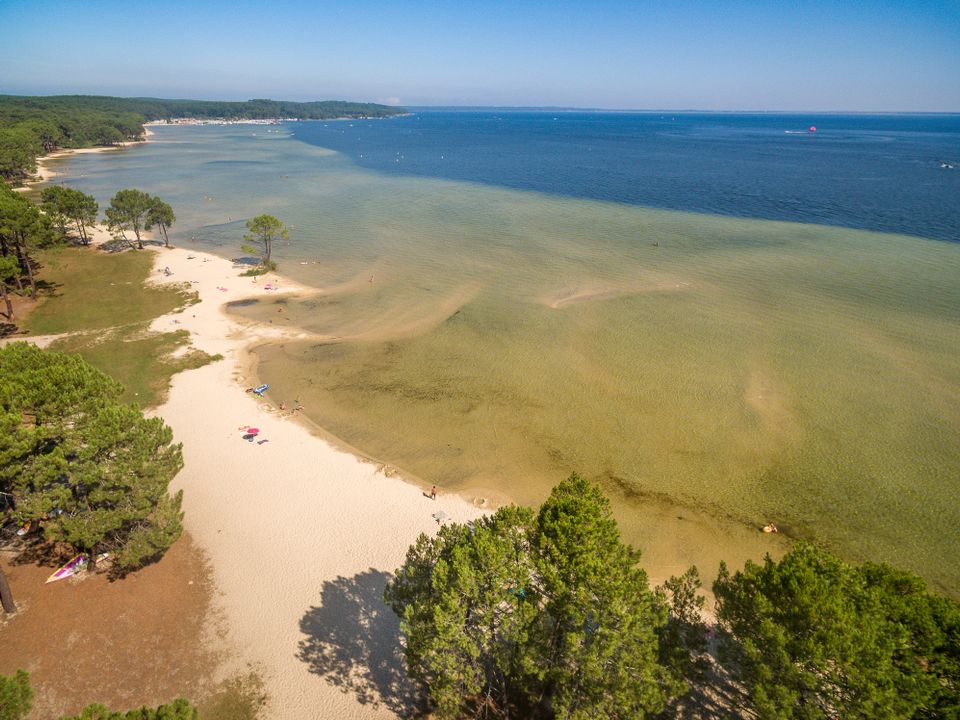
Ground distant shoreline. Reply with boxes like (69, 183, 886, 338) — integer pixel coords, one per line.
(145, 114, 411, 128)
(16, 127, 154, 192)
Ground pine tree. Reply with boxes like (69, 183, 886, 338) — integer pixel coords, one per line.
(40, 186, 99, 245)
(0, 343, 184, 570)
(385, 474, 679, 719)
(105, 189, 153, 250)
(529, 474, 676, 719)
(0, 670, 32, 720)
(714, 543, 960, 719)
(242, 214, 288, 266)
(146, 198, 175, 248)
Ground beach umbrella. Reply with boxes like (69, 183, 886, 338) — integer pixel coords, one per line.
(246, 428, 260, 434)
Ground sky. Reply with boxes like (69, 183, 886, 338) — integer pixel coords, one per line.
(1, 0, 958, 111)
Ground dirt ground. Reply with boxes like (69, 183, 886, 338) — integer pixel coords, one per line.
(0, 534, 221, 719)
(1, 292, 34, 338)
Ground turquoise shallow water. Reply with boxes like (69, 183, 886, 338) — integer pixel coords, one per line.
(50, 125, 960, 593)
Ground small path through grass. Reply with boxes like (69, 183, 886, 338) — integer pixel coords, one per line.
(13, 245, 218, 408)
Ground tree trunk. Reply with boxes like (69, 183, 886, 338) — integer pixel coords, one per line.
(0, 568, 16, 614)
(75, 218, 88, 246)
(23, 256, 36, 299)
(265, 236, 272, 264)
(134, 228, 143, 250)
(0, 281, 13, 319)
(12, 238, 25, 291)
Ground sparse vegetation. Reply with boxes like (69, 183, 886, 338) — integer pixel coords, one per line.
(1, 670, 198, 719)
(25, 245, 194, 335)
(0, 670, 32, 720)
(240, 260, 277, 277)
(50, 325, 220, 408)
(197, 670, 268, 720)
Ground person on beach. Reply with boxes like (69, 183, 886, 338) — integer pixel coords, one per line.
(430, 486, 437, 500)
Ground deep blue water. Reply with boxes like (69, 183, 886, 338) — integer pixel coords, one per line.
(292, 112, 960, 242)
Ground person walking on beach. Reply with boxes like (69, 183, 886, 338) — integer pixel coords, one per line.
(430, 486, 437, 501)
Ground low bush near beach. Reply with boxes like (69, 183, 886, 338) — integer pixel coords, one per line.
(0, 669, 197, 719)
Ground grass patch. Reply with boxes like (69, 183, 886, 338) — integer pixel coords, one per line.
(198, 670, 268, 720)
(25, 245, 196, 335)
(50, 324, 220, 408)
(240, 260, 278, 277)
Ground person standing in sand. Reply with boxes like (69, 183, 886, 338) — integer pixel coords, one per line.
(431, 486, 437, 500)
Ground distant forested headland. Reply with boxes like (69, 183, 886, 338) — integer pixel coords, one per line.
(0, 94, 406, 182)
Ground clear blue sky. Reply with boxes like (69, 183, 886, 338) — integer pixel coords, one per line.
(1, 0, 958, 111)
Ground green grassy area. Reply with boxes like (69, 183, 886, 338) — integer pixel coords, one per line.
(25, 246, 195, 335)
(24, 245, 218, 409)
(50, 324, 219, 408)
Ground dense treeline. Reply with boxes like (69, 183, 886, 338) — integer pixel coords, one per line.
(0, 95, 405, 123)
(0, 183, 57, 315)
(0, 94, 405, 182)
(388, 474, 960, 719)
(86, 95, 404, 120)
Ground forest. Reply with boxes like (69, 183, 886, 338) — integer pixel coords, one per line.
(0, 94, 406, 182)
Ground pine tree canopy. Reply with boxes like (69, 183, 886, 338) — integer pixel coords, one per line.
(0, 342, 184, 569)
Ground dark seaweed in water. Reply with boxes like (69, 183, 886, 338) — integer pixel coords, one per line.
(226, 298, 260, 308)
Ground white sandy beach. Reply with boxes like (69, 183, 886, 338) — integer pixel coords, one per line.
(146, 246, 485, 719)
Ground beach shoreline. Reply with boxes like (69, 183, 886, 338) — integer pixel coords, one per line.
(9, 128, 804, 714)
(15, 127, 153, 192)
(141, 244, 487, 719)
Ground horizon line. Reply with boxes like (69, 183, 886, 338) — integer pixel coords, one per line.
(3, 93, 959, 115)
(407, 106, 960, 115)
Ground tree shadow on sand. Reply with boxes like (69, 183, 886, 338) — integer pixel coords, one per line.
(297, 568, 422, 716)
